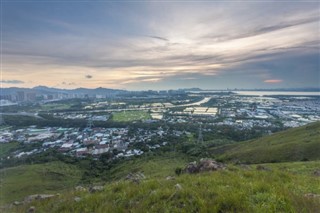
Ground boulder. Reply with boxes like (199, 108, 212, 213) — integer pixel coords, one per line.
(13, 201, 22, 206)
(24, 194, 55, 203)
(166, 176, 175, 181)
(74, 197, 81, 202)
(27, 206, 36, 213)
(75, 186, 87, 191)
(125, 172, 146, 184)
(256, 165, 271, 171)
(198, 159, 226, 172)
(304, 193, 320, 198)
(184, 159, 226, 174)
(89, 186, 104, 193)
(185, 161, 199, 174)
(313, 170, 320, 176)
(175, 183, 182, 190)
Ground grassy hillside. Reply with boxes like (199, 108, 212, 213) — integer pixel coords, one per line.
(211, 122, 320, 163)
(0, 142, 19, 159)
(0, 162, 83, 205)
(106, 152, 190, 180)
(2, 123, 320, 212)
(8, 161, 320, 213)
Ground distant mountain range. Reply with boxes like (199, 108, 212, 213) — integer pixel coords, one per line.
(1, 86, 126, 95)
(1, 86, 319, 95)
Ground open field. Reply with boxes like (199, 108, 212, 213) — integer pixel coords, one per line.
(111, 110, 151, 122)
(0, 162, 83, 205)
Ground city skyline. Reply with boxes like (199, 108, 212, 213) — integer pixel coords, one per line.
(1, 1, 320, 90)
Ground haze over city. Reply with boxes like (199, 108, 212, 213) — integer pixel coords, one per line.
(1, 1, 319, 90)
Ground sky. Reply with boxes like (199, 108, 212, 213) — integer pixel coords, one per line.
(1, 0, 320, 90)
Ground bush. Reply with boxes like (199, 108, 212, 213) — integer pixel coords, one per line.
(175, 167, 183, 176)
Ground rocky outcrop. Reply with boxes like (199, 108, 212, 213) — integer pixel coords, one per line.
(89, 186, 104, 193)
(74, 197, 81, 202)
(166, 176, 175, 181)
(304, 193, 320, 198)
(175, 184, 182, 190)
(75, 186, 87, 191)
(256, 165, 272, 171)
(24, 194, 56, 203)
(125, 172, 146, 183)
(184, 159, 226, 174)
(313, 170, 320, 176)
(27, 206, 36, 213)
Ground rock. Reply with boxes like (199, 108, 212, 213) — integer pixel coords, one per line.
(27, 206, 36, 213)
(13, 201, 22, 206)
(75, 186, 87, 191)
(24, 194, 55, 203)
(125, 172, 146, 184)
(89, 186, 104, 193)
(304, 193, 320, 198)
(166, 176, 175, 181)
(184, 159, 226, 174)
(313, 170, 320, 176)
(256, 165, 271, 171)
(74, 197, 81, 202)
(175, 184, 182, 190)
(198, 159, 226, 172)
(185, 161, 198, 174)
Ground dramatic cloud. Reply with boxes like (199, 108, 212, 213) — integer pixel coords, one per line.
(2, 1, 319, 89)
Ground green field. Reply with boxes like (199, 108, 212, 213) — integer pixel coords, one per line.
(211, 122, 320, 163)
(107, 152, 190, 180)
(0, 162, 83, 205)
(0, 142, 19, 159)
(111, 110, 151, 122)
(7, 160, 320, 213)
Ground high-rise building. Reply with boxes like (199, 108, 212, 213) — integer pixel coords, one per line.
(16, 91, 25, 102)
(26, 92, 36, 102)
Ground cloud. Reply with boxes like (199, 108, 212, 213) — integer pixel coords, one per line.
(264, 79, 283, 83)
(147, 35, 169, 42)
(0, 80, 24, 84)
(2, 2, 319, 89)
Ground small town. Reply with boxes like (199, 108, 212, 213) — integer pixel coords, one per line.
(1, 89, 319, 161)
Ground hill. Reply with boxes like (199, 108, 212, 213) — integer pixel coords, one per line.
(211, 121, 320, 163)
(6, 161, 320, 213)
(0, 162, 83, 205)
(1, 123, 320, 212)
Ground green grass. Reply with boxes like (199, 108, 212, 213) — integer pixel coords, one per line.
(111, 110, 151, 122)
(0, 161, 83, 205)
(2, 123, 320, 212)
(8, 161, 320, 213)
(211, 122, 320, 163)
(107, 153, 190, 180)
(0, 142, 19, 159)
